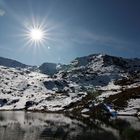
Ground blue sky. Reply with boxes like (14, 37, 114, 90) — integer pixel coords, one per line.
(0, 0, 140, 65)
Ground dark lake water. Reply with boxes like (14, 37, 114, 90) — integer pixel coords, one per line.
(0, 111, 140, 140)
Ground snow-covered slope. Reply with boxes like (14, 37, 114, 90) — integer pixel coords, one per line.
(0, 54, 140, 115)
(0, 66, 86, 111)
(57, 54, 140, 88)
(54, 54, 140, 115)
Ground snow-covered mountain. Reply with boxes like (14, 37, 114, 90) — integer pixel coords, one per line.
(57, 54, 140, 88)
(0, 65, 86, 111)
(0, 56, 29, 68)
(0, 54, 140, 116)
(0, 56, 61, 76)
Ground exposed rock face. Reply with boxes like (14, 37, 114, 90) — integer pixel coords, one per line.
(39, 62, 58, 76)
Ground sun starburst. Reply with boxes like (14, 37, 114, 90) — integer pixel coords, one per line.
(22, 19, 48, 47)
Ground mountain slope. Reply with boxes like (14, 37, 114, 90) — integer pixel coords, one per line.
(0, 56, 29, 68)
(55, 54, 140, 115)
(39, 62, 58, 75)
(0, 54, 140, 115)
(57, 54, 140, 88)
(0, 66, 86, 111)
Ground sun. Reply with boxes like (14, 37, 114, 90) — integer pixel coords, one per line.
(23, 22, 48, 47)
(30, 28, 43, 41)
(21, 17, 55, 47)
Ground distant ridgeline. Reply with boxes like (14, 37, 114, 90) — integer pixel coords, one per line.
(0, 56, 28, 68)
(0, 54, 140, 76)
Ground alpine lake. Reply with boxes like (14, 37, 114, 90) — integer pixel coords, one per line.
(0, 111, 140, 140)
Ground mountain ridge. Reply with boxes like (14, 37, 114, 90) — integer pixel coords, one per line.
(0, 53, 140, 116)
(0, 53, 140, 69)
(0, 56, 29, 68)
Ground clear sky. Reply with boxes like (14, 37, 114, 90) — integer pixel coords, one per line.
(0, 0, 140, 65)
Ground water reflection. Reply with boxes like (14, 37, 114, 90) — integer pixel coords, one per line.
(0, 111, 139, 140)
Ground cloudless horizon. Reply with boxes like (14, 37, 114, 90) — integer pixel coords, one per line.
(0, 0, 140, 65)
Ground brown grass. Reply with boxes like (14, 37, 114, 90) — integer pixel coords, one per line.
(104, 86, 140, 109)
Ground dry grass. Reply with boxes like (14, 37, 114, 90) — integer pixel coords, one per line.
(104, 86, 140, 109)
